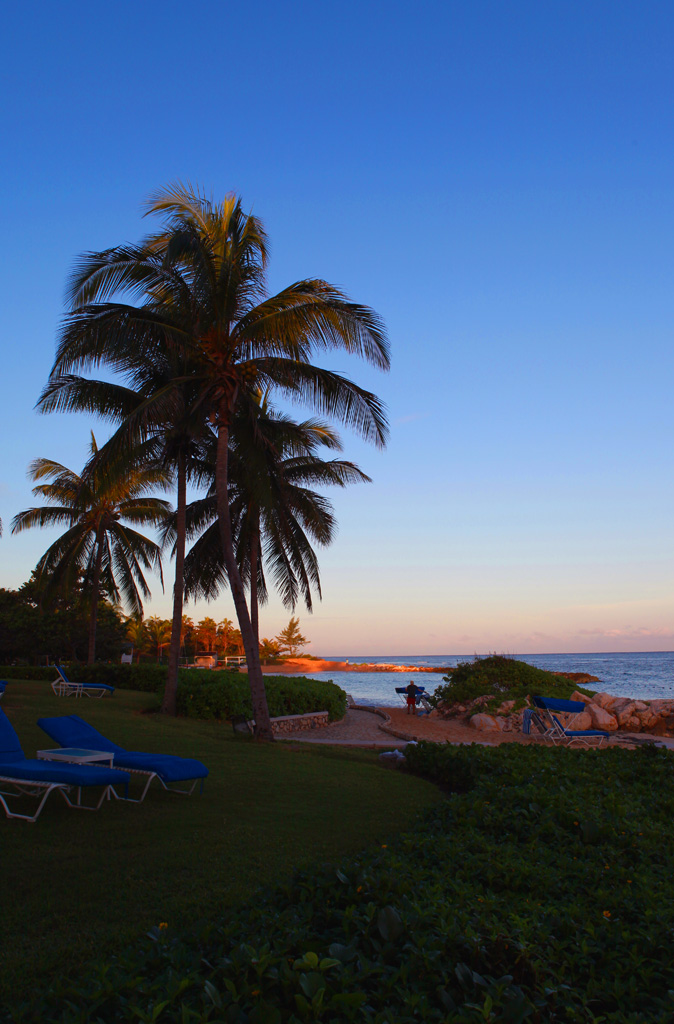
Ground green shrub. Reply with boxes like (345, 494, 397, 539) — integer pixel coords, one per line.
(0, 665, 347, 721)
(0, 665, 55, 681)
(0, 663, 167, 690)
(431, 653, 594, 711)
(176, 674, 347, 722)
(10, 741, 674, 1023)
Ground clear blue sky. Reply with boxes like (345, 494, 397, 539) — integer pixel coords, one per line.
(1, 1, 673, 654)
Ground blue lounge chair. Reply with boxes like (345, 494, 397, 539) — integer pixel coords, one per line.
(0, 707, 129, 822)
(38, 714, 209, 802)
(52, 665, 114, 698)
(532, 696, 610, 747)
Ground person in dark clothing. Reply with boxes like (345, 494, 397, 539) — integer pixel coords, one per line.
(405, 680, 418, 715)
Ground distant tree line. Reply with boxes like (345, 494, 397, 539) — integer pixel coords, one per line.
(0, 574, 309, 668)
(0, 576, 125, 665)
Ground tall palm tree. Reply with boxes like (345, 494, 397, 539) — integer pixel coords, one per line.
(177, 407, 370, 644)
(11, 434, 170, 663)
(42, 183, 389, 738)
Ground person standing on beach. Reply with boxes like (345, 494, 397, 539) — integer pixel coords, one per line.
(405, 680, 418, 715)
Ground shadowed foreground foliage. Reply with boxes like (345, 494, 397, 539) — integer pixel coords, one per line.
(5, 733, 674, 1022)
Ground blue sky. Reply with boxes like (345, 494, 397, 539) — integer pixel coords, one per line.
(1, 1, 673, 654)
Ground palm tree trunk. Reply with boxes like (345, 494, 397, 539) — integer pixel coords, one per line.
(215, 412, 274, 740)
(87, 531, 104, 665)
(250, 524, 260, 648)
(163, 452, 187, 715)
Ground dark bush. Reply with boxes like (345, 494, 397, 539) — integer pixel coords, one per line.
(0, 665, 348, 721)
(0, 665, 55, 681)
(0, 663, 168, 691)
(431, 653, 594, 710)
(175, 673, 347, 722)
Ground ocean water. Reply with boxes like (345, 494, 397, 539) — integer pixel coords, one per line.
(284, 652, 674, 707)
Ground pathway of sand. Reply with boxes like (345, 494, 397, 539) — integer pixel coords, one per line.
(284, 706, 674, 749)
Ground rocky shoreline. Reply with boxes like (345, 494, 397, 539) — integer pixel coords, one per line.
(257, 658, 454, 674)
(440, 690, 674, 737)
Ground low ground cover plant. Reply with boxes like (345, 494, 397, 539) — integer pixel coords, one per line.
(431, 653, 594, 712)
(9, 740, 674, 1022)
(0, 666, 347, 721)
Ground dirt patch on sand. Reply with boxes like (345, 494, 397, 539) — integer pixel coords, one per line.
(382, 708, 542, 745)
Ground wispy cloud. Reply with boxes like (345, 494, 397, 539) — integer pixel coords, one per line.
(577, 626, 674, 639)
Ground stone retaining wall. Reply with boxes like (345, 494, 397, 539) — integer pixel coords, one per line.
(254, 711, 331, 734)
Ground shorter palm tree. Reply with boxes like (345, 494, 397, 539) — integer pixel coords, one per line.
(126, 615, 148, 663)
(177, 409, 370, 642)
(145, 615, 172, 662)
(12, 434, 171, 663)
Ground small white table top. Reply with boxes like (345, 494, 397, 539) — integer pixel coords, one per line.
(37, 748, 114, 765)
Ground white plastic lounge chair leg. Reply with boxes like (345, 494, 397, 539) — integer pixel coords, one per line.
(117, 769, 203, 803)
(59, 785, 118, 811)
(0, 780, 69, 823)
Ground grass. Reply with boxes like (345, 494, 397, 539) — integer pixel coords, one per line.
(0, 681, 439, 1004)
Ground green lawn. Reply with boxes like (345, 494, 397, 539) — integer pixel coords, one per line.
(0, 682, 439, 1003)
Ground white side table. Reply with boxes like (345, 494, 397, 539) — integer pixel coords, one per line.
(37, 747, 115, 767)
(36, 748, 118, 806)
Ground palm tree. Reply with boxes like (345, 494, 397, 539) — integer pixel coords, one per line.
(38, 344, 212, 714)
(42, 183, 389, 738)
(11, 434, 170, 663)
(126, 614, 148, 663)
(196, 616, 218, 652)
(145, 615, 172, 662)
(177, 407, 370, 646)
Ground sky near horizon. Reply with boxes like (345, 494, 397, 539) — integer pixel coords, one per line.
(1, 1, 673, 655)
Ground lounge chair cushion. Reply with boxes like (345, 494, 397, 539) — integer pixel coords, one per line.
(0, 707, 129, 787)
(0, 758, 128, 787)
(37, 715, 208, 783)
(0, 709, 28, 762)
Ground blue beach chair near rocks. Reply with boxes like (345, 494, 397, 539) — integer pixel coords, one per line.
(532, 696, 609, 748)
(37, 714, 208, 802)
(52, 665, 114, 698)
(0, 707, 129, 822)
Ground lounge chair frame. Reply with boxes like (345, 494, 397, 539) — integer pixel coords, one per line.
(0, 775, 123, 822)
(52, 666, 112, 698)
(37, 714, 208, 803)
(532, 696, 609, 748)
(120, 766, 205, 803)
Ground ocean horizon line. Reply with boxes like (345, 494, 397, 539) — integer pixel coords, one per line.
(318, 650, 674, 660)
